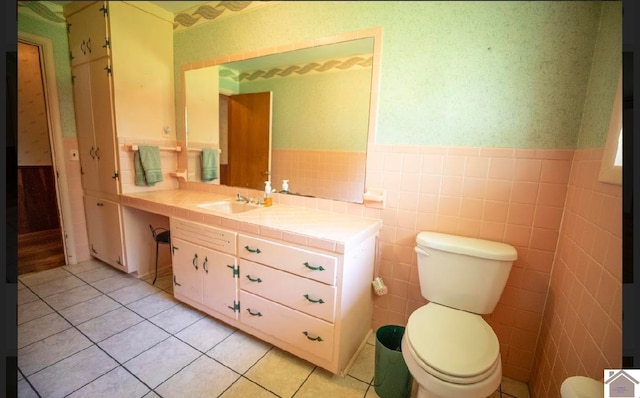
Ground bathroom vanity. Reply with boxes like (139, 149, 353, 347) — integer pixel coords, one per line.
(120, 189, 381, 375)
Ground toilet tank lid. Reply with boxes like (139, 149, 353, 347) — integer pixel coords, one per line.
(417, 232, 518, 261)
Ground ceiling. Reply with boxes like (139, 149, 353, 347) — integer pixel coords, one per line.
(48, 1, 210, 15)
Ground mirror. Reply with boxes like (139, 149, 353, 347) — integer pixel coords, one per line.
(182, 32, 380, 203)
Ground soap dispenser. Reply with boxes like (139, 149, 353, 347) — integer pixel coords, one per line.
(282, 179, 289, 193)
(264, 181, 273, 207)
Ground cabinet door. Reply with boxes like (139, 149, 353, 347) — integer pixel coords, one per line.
(89, 58, 119, 195)
(100, 199, 125, 269)
(83, 196, 125, 270)
(84, 195, 106, 257)
(72, 63, 100, 192)
(171, 238, 203, 304)
(202, 249, 238, 320)
(67, 1, 109, 66)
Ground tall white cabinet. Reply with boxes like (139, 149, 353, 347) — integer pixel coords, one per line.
(65, 1, 175, 273)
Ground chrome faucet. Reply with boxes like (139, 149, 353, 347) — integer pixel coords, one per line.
(236, 194, 250, 203)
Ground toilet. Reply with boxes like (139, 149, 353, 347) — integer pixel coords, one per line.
(560, 376, 603, 398)
(402, 232, 518, 398)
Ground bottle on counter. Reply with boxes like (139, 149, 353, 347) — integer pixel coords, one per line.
(264, 181, 273, 207)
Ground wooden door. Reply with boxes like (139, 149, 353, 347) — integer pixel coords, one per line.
(227, 92, 272, 190)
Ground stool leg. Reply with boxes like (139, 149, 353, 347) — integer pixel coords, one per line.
(153, 241, 159, 285)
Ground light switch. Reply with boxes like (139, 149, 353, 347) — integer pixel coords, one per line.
(70, 149, 79, 161)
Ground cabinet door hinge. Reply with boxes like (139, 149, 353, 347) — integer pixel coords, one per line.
(104, 65, 112, 75)
(102, 38, 110, 49)
(99, 4, 108, 16)
(66, 23, 71, 33)
(112, 171, 119, 180)
(69, 51, 74, 63)
(226, 264, 239, 278)
(116, 256, 123, 266)
(227, 301, 240, 312)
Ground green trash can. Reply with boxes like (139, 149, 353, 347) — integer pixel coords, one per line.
(373, 325, 413, 398)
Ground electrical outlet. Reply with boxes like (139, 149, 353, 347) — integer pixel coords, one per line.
(70, 149, 79, 161)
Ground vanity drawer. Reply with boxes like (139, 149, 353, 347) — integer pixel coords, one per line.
(240, 260, 336, 322)
(240, 291, 334, 362)
(171, 218, 237, 255)
(238, 235, 337, 285)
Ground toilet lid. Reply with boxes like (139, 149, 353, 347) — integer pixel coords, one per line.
(406, 304, 500, 379)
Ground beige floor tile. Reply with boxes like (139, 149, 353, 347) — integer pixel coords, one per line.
(62, 259, 106, 275)
(43, 284, 102, 311)
(175, 316, 236, 352)
(149, 303, 204, 334)
(124, 336, 200, 389)
(207, 331, 272, 374)
(66, 366, 150, 398)
(18, 312, 71, 349)
(348, 343, 375, 383)
(244, 348, 315, 397)
(108, 280, 161, 305)
(17, 288, 39, 306)
(220, 377, 279, 398)
(19, 267, 71, 287)
(501, 377, 530, 398)
(18, 328, 92, 376)
(59, 294, 121, 325)
(18, 299, 53, 325)
(17, 379, 38, 398)
(74, 266, 122, 284)
(98, 320, 170, 363)
(156, 355, 240, 398)
(29, 345, 118, 398)
(77, 307, 143, 342)
(90, 273, 141, 294)
(126, 290, 179, 318)
(29, 275, 86, 298)
(295, 367, 370, 398)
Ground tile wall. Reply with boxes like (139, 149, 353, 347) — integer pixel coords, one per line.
(364, 144, 574, 382)
(528, 147, 622, 397)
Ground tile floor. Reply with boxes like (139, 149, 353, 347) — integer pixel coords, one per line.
(17, 259, 531, 398)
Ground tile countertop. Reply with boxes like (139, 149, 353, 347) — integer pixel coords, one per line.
(120, 190, 382, 254)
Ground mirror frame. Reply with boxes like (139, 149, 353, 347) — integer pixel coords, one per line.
(178, 27, 383, 202)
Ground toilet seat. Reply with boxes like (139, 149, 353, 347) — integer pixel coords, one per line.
(406, 303, 500, 384)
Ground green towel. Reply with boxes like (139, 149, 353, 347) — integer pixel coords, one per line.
(134, 145, 163, 186)
(201, 148, 219, 182)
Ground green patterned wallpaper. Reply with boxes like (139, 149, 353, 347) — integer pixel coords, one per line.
(175, 1, 620, 149)
(17, 11, 76, 138)
(576, 2, 622, 149)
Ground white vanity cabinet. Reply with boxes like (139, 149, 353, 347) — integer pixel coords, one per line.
(237, 234, 376, 374)
(170, 218, 239, 321)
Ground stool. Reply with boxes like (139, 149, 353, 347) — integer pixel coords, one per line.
(149, 225, 171, 285)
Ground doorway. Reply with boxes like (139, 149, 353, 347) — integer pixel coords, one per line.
(16, 41, 66, 275)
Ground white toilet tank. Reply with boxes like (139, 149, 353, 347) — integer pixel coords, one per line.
(415, 232, 518, 314)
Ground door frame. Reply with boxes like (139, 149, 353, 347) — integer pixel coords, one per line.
(18, 31, 77, 264)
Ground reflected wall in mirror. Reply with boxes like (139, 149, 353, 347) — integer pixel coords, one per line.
(181, 29, 381, 203)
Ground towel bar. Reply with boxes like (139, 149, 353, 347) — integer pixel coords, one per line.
(127, 144, 182, 152)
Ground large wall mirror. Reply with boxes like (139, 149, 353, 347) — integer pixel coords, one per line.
(181, 29, 381, 203)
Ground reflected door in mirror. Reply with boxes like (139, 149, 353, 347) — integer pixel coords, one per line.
(226, 92, 272, 190)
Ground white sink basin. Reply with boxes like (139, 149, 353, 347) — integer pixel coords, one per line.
(197, 200, 260, 214)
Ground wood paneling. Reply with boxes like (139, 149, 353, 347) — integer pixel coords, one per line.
(18, 165, 60, 234)
(18, 228, 65, 275)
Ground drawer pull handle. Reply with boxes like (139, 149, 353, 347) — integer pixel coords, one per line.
(192, 254, 198, 270)
(303, 262, 325, 271)
(246, 275, 262, 283)
(302, 331, 323, 342)
(246, 308, 262, 317)
(203, 257, 208, 274)
(303, 294, 325, 304)
(244, 246, 261, 254)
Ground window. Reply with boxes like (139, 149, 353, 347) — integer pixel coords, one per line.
(598, 70, 622, 185)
